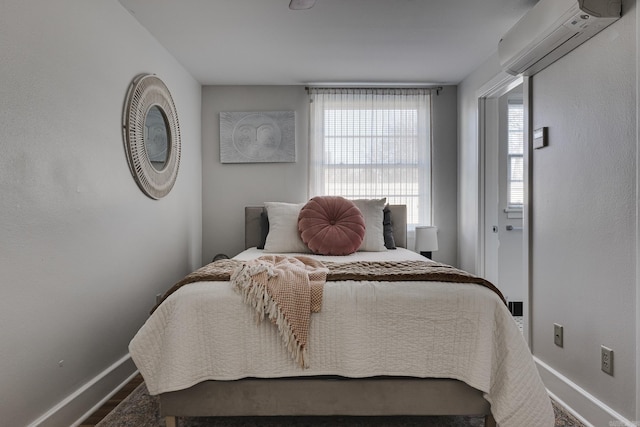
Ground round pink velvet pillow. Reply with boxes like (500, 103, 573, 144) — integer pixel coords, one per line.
(298, 196, 366, 256)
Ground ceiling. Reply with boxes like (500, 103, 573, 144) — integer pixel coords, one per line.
(118, 0, 538, 86)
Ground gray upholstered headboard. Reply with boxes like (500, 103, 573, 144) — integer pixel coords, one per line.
(245, 205, 407, 250)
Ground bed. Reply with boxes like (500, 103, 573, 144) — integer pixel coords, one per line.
(129, 202, 554, 427)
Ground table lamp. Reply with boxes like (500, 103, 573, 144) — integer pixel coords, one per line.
(415, 226, 438, 259)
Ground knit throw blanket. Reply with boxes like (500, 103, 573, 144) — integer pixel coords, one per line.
(230, 255, 328, 368)
(151, 257, 505, 367)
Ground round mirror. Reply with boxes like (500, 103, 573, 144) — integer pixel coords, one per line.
(145, 105, 170, 171)
(123, 74, 181, 199)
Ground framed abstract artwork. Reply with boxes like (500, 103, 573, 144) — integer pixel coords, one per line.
(219, 111, 295, 163)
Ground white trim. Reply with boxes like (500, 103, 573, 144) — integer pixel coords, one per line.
(522, 76, 533, 348)
(546, 389, 593, 427)
(27, 354, 137, 427)
(475, 72, 523, 102)
(71, 368, 140, 427)
(535, 357, 637, 427)
(475, 73, 524, 278)
(475, 72, 528, 344)
(476, 95, 487, 277)
(636, 1, 640, 422)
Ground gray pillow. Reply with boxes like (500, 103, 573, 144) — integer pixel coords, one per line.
(383, 205, 396, 249)
(257, 210, 269, 249)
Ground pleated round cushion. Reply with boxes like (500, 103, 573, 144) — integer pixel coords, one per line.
(298, 196, 366, 256)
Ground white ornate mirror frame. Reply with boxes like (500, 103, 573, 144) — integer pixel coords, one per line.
(123, 74, 181, 199)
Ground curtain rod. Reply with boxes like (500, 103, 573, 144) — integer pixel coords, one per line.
(305, 86, 443, 95)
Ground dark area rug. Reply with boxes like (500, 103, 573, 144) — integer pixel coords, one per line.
(96, 382, 585, 427)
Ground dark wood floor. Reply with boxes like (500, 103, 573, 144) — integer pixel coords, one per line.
(79, 373, 144, 427)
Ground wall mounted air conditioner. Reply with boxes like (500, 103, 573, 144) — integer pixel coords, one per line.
(498, 0, 621, 76)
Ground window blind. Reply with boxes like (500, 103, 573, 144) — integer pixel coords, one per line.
(308, 88, 432, 226)
(507, 100, 524, 207)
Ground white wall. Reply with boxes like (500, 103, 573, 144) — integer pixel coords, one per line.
(458, 1, 638, 423)
(0, 1, 202, 426)
(201, 86, 459, 266)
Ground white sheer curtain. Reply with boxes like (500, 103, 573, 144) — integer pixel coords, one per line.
(308, 87, 432, 227)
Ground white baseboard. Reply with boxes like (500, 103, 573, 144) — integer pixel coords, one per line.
(535, 357, 636, 427)
(27, 354, 137, 427)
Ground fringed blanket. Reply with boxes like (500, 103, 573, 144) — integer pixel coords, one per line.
(230, 255, 328, 367)
(150, 257, 504, 368)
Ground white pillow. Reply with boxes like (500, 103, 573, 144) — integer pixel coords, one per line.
(351, 198, 387, 252)
(263, 202, 310, 253)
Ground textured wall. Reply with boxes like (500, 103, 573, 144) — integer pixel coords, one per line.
(0, 1, 201, 425)
(531, 1, 636, 418)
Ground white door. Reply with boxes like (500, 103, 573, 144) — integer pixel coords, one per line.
(484, 84, 524, 304)
(483, 97, 500, 286)
(498, 87, 524, 303)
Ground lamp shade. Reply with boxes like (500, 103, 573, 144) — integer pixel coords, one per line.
(415, 226, 438, 252)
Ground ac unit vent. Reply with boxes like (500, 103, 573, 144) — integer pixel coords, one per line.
(498, 0, 621, 76)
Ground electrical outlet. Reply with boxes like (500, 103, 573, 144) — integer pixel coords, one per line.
(601, 346, 613, 376)
(553, 323, 563, 347)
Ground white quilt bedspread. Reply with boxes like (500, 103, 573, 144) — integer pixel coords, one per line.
(129, 248, 554, 426)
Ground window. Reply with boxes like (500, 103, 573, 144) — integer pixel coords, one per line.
(507, 99, 524, 208)
(308, 88, 432, 227)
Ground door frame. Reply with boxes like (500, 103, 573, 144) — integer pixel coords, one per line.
(476, 73, 532, 345)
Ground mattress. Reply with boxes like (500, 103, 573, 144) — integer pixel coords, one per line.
(129, 247, 554, 426)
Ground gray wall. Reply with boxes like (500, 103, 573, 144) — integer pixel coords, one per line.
(201, 86, 458, 265)
(201, 86, 309, 262)
(431, 86, 459, 266)
(531, 0, 636, 417)
(457, 53, 504, 273)
(458, 1, 637, 422)
(0, 1, 202, 425)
